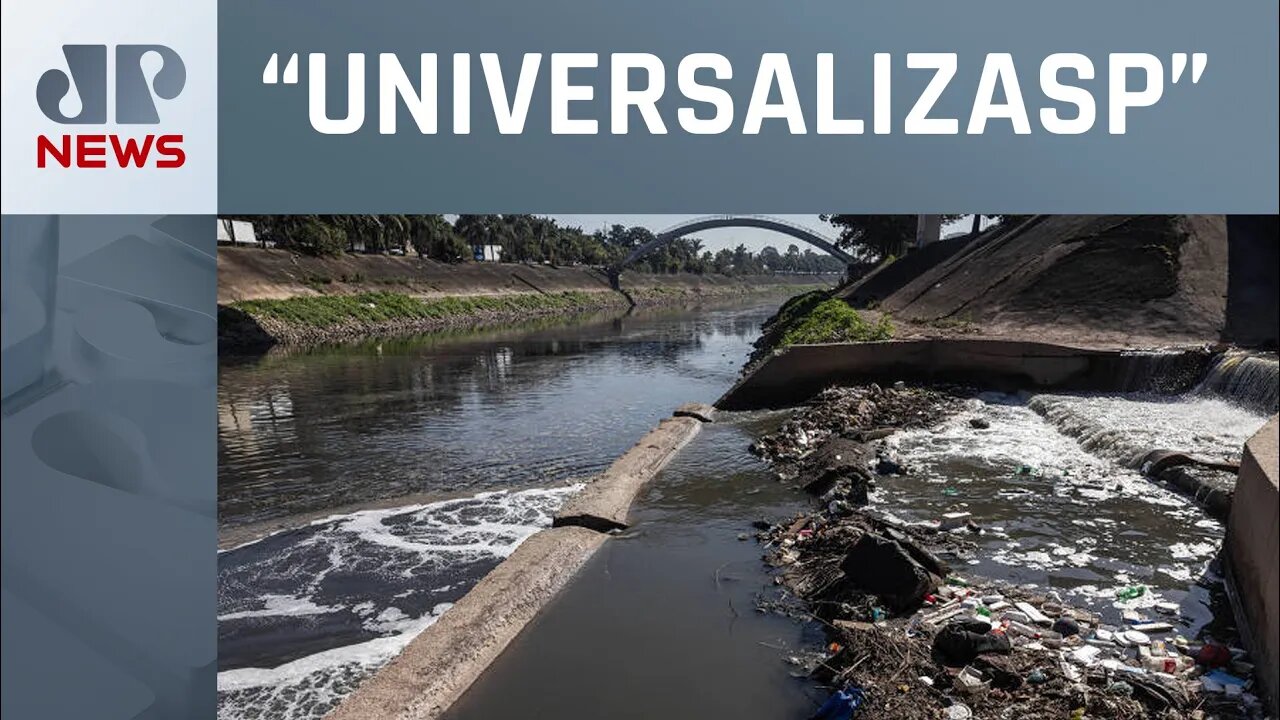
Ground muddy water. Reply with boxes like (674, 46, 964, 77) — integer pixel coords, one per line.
(216, 299, 796, 720)
(447, 390, 1269, 720)
(445, 416, 823, 720)
(881, 392, 1269, 633)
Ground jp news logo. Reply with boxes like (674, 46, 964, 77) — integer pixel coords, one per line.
(36, 44, 186, 168)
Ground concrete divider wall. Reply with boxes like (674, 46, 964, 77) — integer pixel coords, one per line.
(717, 339, 1212, 410)
(325, 404, 714, 720)
(1225, 416, 1279, 715)
(553, 414, 704, 531)
(325, 527, 607, 720)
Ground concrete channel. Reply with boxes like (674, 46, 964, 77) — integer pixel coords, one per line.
(324, 403, 716, 720)
(327, 336, 1277, 718)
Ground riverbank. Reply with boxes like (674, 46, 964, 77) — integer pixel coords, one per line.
(218, 247, 832, 352)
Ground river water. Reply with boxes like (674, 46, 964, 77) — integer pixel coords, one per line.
(217, 296, 1271, 720)
(216, 299, 793, 720)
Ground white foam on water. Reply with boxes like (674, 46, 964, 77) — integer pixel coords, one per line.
(877, 393, 1238, 627)
(217, 602, 452, 693)
(217, 594, 344, 622)
(1027, 392, 1268, 466)
(217, 484, 582, 720)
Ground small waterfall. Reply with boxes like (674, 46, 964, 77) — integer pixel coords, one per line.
(1195, 352, 1279, 414)
(1112, 349, 1214, 394)
(1026, 395, 1151, 468)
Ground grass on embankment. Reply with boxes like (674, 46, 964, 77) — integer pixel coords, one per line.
(231, 291, 610, 328)
(746, 292, 893, 367)
(777, 298, 893, 346)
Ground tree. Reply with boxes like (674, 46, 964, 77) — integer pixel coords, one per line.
(408, 215, 469, 262)
(454, 215, 508, 260)
(758, 245, 782, 273)
(820, 215, 962, 261)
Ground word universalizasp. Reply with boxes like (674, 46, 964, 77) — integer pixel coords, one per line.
(269, 51, 1207, 137)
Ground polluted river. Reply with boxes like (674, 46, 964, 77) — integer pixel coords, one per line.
(216, 297, 1274, 720)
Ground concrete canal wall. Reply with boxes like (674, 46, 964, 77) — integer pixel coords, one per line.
(325, 404, 714, 720)
(1225, 416, 1279, 715)
(717, 339, 1211, 411)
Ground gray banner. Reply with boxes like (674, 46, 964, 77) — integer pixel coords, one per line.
(218, 0, 1278, 213)
(1, 215, 216, 719)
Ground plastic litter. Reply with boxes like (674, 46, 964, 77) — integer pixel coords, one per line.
(954, 667, 988, 695)
(939, 512, 972, 531)
(1014, 601, 1052, 625)
(1202, 669, 1247, 690)
(1195, 643, 1232, 667)
(1115, 585, 1146, 601)
(1122, 630, 1151, 646)
(1070, 646, 1102, 665)
(1106, 681, 1134, 697)
(944, 704, 972, 720)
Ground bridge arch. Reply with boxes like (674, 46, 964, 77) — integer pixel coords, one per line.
(613, 215, 856, 271)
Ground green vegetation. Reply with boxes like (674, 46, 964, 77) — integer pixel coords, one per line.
(776, 298, 893, 347)
(746, 292, 892, 368)
(221, 214, 849, 275)
(232, 291, 610, 328)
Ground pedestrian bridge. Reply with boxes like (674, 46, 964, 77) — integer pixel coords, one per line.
(614, 215, 856, 271)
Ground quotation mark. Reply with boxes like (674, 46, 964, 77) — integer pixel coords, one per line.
(1169, 53, 1207, 84)
(262, 53, 299, 84)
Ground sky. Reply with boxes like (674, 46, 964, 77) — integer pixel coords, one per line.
(543, 214, 983, 252)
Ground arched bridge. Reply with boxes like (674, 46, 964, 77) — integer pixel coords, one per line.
(613, 215, 857, 271)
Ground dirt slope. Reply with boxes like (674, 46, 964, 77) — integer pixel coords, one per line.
(217, 247, 826, 304)
(874, 215, 1230, 347)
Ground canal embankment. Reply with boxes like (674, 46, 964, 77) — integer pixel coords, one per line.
(217, 247, 832, 353)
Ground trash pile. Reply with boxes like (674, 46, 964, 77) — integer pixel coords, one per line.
(748, 383, 1267, 719)
(750, 384, 963, 467)
(758, 511, 1265, 719)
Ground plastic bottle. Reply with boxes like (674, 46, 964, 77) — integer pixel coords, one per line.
(1115, 585, 1146, 601)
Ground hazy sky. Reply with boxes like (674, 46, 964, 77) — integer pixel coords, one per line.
(543, 214, 981, 252)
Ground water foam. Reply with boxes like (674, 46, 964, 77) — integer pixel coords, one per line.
(878, 393, 1238, 627)
(1027, 392, 1268, 467)
(217, 484, 581, 720)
